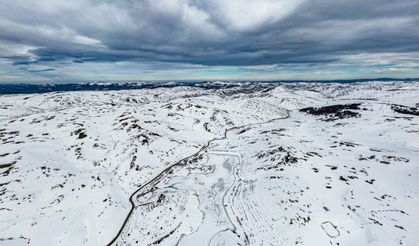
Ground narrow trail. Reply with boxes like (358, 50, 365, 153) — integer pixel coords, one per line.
(208, 151, 246, 245)
(107, 111, 290, 246)
(175, 151, 242, 246)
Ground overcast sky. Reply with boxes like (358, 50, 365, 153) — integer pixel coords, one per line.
(1, 0, 419, 83)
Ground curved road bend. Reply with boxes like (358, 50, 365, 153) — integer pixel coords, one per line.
(107, 110, 290, 246)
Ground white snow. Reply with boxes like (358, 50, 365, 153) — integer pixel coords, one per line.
(0, 82, 418, 245)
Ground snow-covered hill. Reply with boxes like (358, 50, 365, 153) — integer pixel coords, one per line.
(0, 82, 418, 245)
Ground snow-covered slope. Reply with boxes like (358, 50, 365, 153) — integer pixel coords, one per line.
(0, 82, 418, 245)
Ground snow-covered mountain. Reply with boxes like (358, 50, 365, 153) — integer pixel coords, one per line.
(1, 82, 418, 245)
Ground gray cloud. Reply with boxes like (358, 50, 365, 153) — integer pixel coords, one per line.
(0, 0, 418, 81)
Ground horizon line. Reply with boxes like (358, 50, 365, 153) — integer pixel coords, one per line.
(1, 77, 419, 85)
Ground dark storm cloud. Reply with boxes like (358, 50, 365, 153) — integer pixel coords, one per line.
(0, 0, 418, 68)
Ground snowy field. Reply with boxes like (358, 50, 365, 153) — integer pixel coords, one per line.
(0, 82, 418, 245)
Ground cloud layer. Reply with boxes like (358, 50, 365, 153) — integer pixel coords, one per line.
(0, 0, 419, 82)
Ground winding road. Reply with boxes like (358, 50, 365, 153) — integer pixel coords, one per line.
(107, 110, 290, 246)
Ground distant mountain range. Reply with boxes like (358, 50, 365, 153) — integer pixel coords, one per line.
(1, 78, 418, 95)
